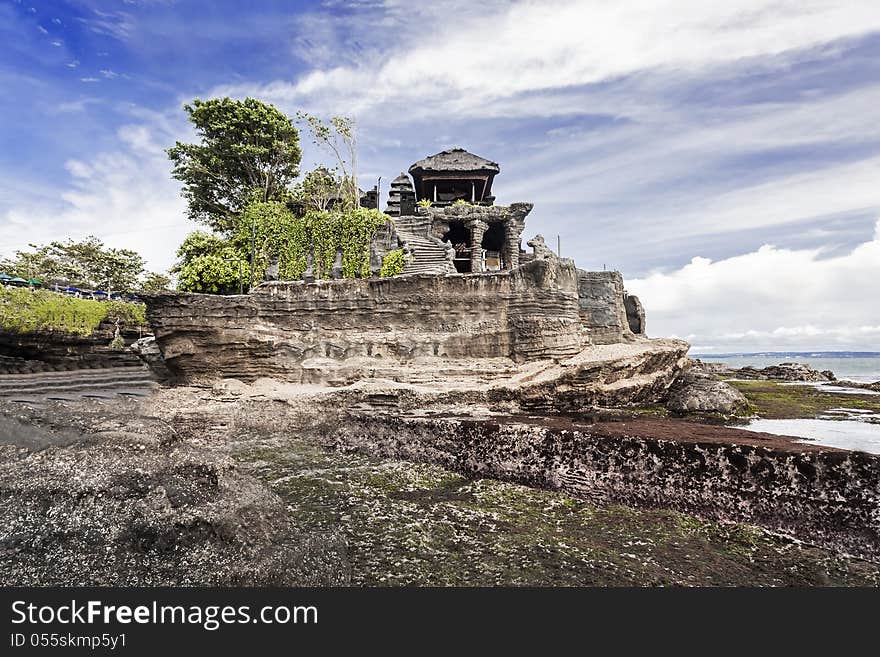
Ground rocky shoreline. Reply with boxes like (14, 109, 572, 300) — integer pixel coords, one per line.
(2, 373, 879, 585)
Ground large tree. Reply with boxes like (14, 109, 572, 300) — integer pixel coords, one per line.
(2, 236, 145, 293)
(167, 97, 302, 233)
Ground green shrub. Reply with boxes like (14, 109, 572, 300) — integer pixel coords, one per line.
(0, 287, 147, 336)
(417, 199, 432, 208)
(380, 249, 407, 277)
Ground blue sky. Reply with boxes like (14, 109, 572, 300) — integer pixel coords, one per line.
(2, 0, 880, 352)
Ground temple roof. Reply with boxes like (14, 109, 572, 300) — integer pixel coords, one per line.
(409, 148, 500, 174)
(390, 172, 412, 186)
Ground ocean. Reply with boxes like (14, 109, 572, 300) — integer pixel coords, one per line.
(690, 352, 880, 383)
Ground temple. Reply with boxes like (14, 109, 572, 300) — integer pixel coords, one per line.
(384, 148, 530, 274)
(408, 148, 499, 206)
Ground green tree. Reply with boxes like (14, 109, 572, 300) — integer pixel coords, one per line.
(172, 231, 247, 294)
(293, 167, 343, 211)
(167, 97, 302, 233)
(0, 243, 58, 281)
(2, 236, 145, 293)
(139, 272, 172, 291)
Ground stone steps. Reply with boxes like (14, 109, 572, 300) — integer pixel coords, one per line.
(401, 234, 453, 275)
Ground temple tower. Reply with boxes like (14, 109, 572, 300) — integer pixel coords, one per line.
(385, 173, 416, 217)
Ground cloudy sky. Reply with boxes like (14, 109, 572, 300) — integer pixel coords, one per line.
(2, 0, 879, 353)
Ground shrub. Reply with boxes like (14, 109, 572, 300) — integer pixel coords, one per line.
(0, 287, 147, 336)
(380, 249, 407, 277)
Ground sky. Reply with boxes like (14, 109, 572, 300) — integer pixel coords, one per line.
(1, 0, 879, 353)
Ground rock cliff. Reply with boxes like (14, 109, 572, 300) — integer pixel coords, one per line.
(143, 258, 687, 407)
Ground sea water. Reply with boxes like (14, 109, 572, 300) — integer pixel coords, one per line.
(740, 418, 880, 455)
(697, 352, 880, 453)
(690, 352, 880, 383)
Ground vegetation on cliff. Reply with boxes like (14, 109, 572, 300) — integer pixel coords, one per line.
(168, 98, 403, 292)
(0, 287, 146, 336)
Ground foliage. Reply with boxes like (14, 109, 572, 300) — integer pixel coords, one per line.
(292, 167, 344, 212)
(139, 272, 172, 292)
(380, 249, 407, 277)
(417, 198, 432, 208)
(104, 300, 147, 327)
(227, 201, 389, 282)
(297, 113, 359, 209)
(167, 97, 302, 232)
(108, 333, 126, 351)
(173, 231, 247, 294)
(453, 199, 472, 206)
(0, 287, 147, 336)
(1, 236, 145, 293)
(233, 200, 303, 281)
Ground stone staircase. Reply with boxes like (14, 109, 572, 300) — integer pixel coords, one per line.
(393, 214, 454, 275)
(400, 235, 454, 275)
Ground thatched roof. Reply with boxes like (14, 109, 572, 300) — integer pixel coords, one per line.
(390, 172, 413, 187)
(409, 148, 499, 174)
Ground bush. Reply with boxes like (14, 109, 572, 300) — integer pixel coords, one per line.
(0, 287, 147, 336)
(380, 249, 407, 277)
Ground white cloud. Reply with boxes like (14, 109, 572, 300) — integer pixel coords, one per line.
(1, 114, 190, 274)
(627, 220, 880, 351)
(215, 0, 880, 119)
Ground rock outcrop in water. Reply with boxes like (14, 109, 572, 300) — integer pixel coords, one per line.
(697, 361, 836, 382)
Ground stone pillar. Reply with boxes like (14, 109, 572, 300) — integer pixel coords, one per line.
(503, 219, 523, 270)
(468, 219, 488, 273)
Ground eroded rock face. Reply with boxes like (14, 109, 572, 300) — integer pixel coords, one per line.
(667, 370, 750, 415)
(130, 336, 170, 381)
(704, 361, 836, 382)
(143, 258, 654, 385)
(317, 412, 880, 561)
(624, 294, 646, 335)
(0, 325, 144, 373)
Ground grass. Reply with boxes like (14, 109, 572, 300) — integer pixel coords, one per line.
(728, 380, 880, 419)
(0, 287, 147, 336)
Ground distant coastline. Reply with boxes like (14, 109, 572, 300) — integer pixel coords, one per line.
(692, 351, 880, 359)
(690, 352, 880, 383)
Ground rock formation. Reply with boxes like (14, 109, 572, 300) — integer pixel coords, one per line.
(667, 368, 749, 415)
(142, 257, 689, 409)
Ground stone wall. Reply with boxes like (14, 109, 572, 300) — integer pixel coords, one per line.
(320, 414, 880, 561)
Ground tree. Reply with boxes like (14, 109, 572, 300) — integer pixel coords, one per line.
(293, 167, 343, 212)
(0, 243, 58, 281)
(2, 236, 145, 293)
(139, 272, 172, 292)
(297, 113, 359, 209)
(172, 231, 247, 295)
(167, 97, 302, 233)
